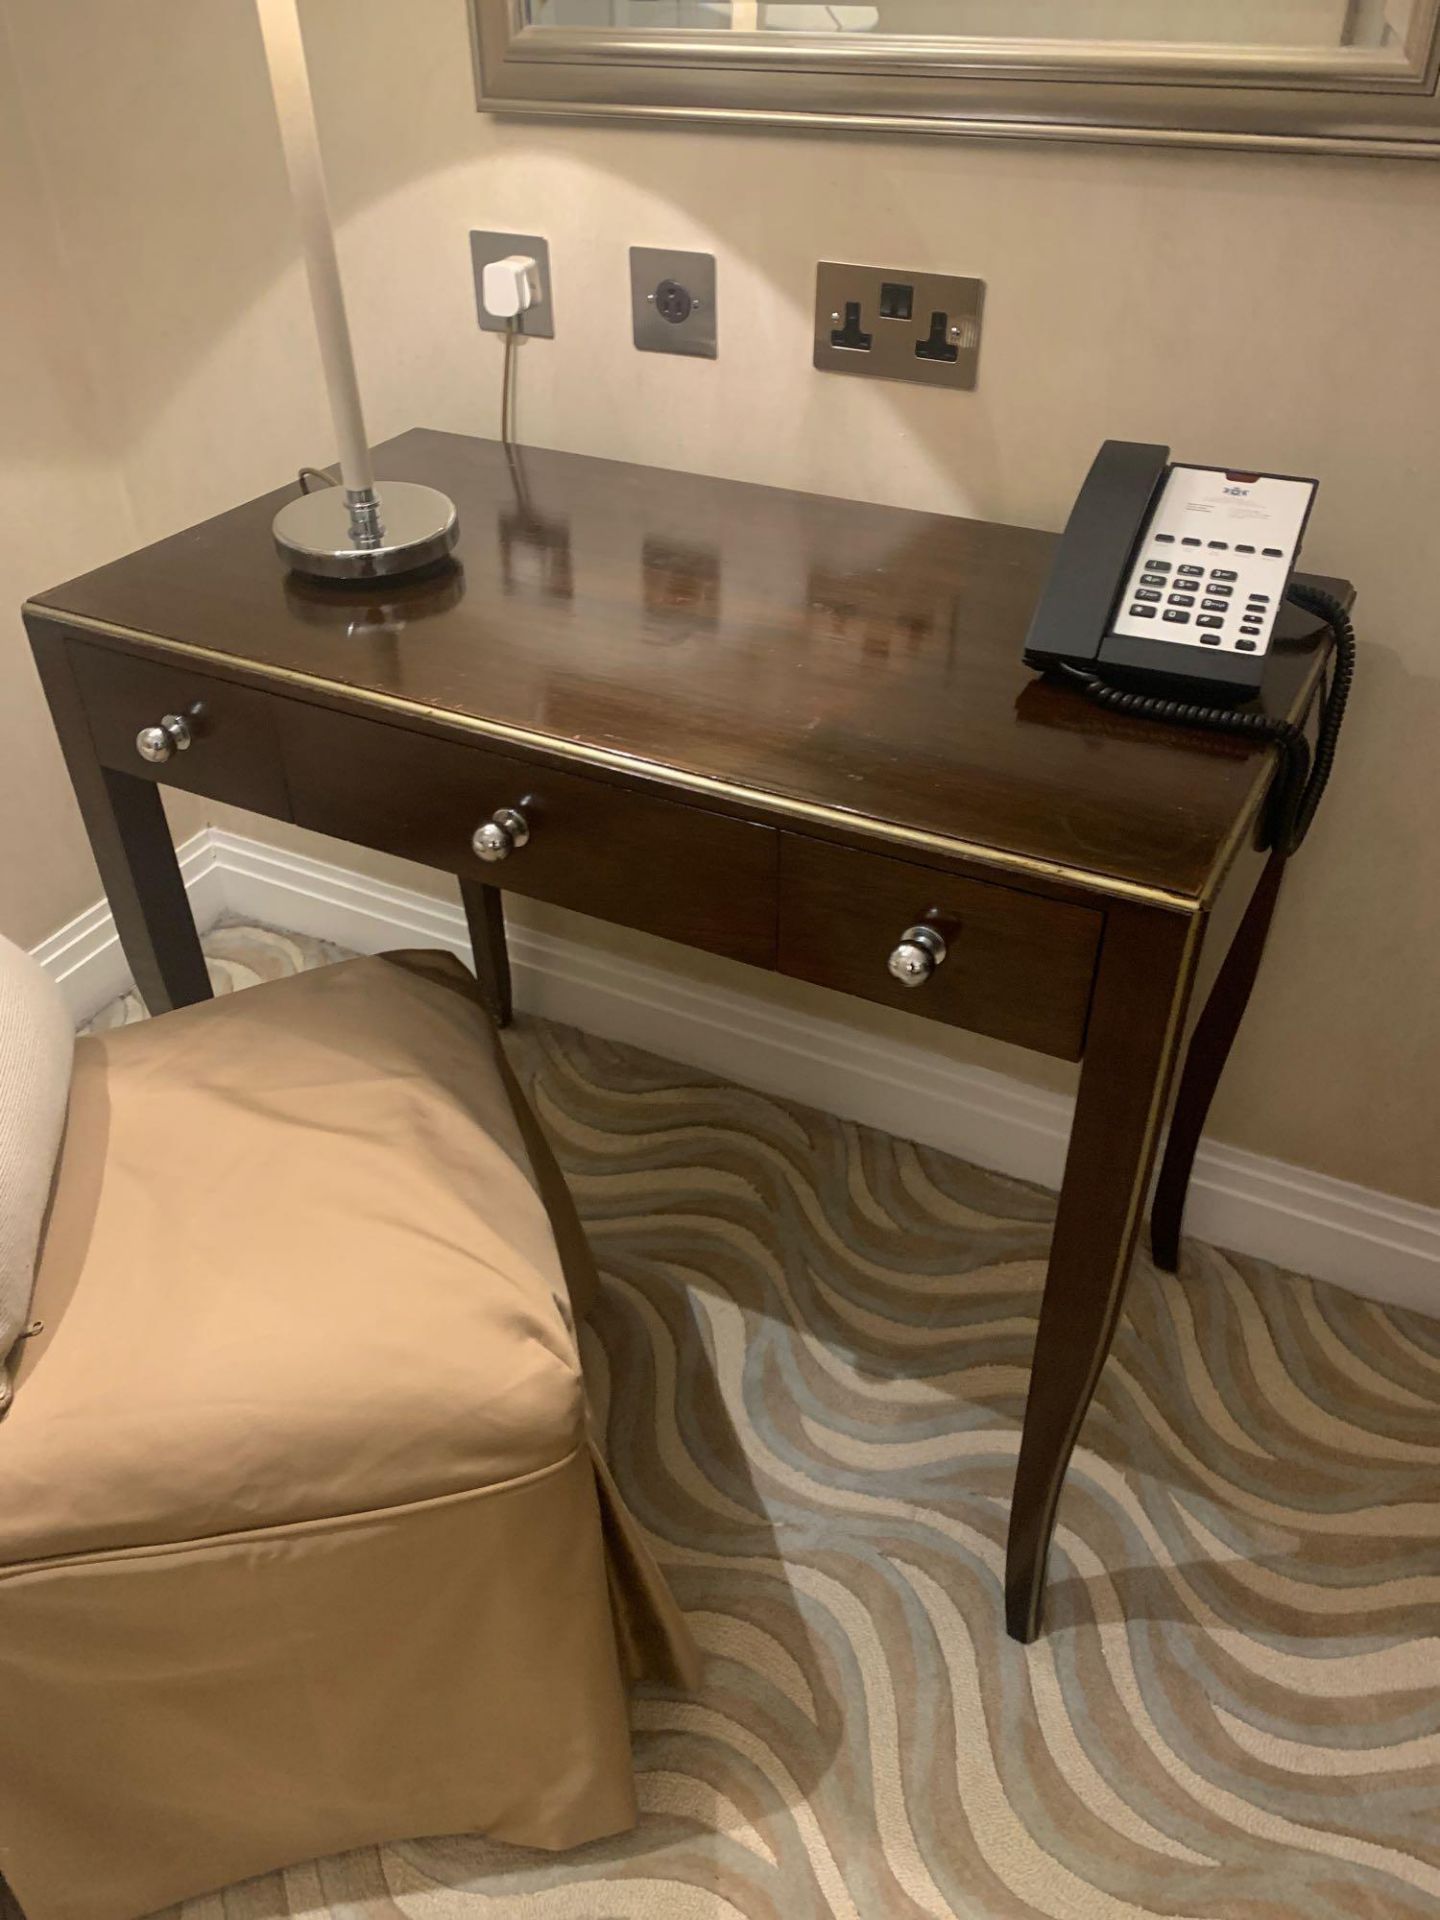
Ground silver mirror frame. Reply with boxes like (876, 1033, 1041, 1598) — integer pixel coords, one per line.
(470, 0, 1440, 156)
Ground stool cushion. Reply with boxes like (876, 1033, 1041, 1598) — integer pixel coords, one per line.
(0, 950, 591, 1564)
(0, 933, 73, 1409)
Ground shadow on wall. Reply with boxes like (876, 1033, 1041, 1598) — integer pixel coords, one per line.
(13, 0, 1430, 537)
(5, 0, 1013, 519)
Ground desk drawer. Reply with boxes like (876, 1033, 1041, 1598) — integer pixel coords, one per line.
(280, 699, 778, 967)
(68, 642, 290, 817)
(778, 837, 1101, 1060)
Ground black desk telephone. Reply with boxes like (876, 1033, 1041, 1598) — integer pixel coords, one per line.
(1024, 440, 1356, 854)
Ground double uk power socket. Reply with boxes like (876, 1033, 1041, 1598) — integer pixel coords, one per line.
(813, 263, 985, 391)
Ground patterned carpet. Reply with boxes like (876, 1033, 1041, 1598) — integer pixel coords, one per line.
(86, 924, 1440, 1920)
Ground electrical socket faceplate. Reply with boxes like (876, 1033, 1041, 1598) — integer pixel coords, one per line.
(631, 247, 717, 360)
(813, 263, 984, 391)
(471, 230, 554, 338)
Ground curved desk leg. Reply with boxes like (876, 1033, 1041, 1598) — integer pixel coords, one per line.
(1150, 851, 1287, 1274)
(1006, 902, 1198, 1644)
(460, 879, 512, 1028)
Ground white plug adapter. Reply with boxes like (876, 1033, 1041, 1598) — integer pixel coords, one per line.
(481, 254, 542, 322)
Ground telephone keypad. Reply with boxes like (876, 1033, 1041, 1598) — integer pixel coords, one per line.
(1122, 538, 1291, 653)
(1110, 463, 1317, 662)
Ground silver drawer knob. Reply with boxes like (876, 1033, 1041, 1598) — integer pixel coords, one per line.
(887, 924, 948, 988)
(471, 807, 531, 863)
(135, 713, 193, 764)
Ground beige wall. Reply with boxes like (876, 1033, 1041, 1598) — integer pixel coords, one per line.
(0, 9, 134, 947)
(3, 0, 1436, 1204)
(0, 4, 212, 947)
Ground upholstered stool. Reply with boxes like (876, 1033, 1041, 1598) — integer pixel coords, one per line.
(0, 945, 695, 1920)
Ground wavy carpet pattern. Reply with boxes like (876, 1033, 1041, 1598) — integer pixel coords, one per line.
(87, 925, 1440, 1920)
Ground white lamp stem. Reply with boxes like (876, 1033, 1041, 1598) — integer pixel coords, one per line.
(255, 0, 376, 504)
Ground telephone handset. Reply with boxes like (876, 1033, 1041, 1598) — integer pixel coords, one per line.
(1023, 440, 1355, 855)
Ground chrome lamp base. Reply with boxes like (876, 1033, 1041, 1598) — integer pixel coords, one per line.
(271, 481, 459, 582)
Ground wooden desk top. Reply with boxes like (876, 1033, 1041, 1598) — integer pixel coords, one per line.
(30, 428, 1343, 905)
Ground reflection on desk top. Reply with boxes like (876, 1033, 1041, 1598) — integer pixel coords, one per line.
(29, 428, 1348, 905)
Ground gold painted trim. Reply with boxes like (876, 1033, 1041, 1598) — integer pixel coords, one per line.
(1205, 758, 1278, 905)
(27, 602, 1202, 915)
(1200, 637, 1333, 905)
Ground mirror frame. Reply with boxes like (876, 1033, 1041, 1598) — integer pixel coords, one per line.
(469, 0, 1440, 155)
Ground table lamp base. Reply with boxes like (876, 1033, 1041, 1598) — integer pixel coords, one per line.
(272, 481, 459, 582)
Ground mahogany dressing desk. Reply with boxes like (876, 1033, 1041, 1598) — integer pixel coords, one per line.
(24, 430, 1346, 1642)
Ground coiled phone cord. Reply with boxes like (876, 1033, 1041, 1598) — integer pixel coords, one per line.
(1056, 581, 1355, 855)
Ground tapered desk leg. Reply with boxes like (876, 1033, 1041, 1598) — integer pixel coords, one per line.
(460, 880, 512, 1028)
(1006, 902, 1199, 1643)
(29, 630, 212, 1016)
(1151, 851, 1287, 1273)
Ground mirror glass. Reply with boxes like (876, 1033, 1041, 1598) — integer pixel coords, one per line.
(526, 0, 1421, 52)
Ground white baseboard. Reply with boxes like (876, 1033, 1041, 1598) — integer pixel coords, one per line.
(35, 827, 1440, 1318)
(33, 832, 230, 1023)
